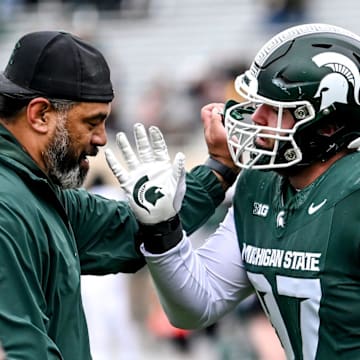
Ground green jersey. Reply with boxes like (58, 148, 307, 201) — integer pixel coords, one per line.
(234, 152, 360, 359)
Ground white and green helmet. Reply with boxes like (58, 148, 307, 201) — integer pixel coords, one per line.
(225, 23, 360, 170)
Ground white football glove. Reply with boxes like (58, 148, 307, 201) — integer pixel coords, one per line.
(105, 123, 186, 225)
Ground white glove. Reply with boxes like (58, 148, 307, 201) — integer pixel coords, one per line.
(105, 123, 186, 225)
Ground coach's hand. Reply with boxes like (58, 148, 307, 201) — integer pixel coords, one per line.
(105, 123, 186, 225)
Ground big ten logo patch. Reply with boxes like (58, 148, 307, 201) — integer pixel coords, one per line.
(252, 202, 269, 217)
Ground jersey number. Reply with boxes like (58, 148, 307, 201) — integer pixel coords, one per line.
(247, 272, 321, 360)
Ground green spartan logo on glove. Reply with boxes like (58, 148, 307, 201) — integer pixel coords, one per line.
(133, 176, 165, 213)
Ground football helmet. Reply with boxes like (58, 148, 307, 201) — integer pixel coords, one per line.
(225, 23, 360, 170)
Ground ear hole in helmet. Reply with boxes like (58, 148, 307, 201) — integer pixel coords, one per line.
(317, 122, 344, 137)
(294, 110, 350, 165)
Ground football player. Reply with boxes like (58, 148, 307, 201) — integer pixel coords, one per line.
(106, 23, 360, 359)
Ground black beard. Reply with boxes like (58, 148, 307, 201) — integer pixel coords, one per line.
(43, 116, 88, 189)
(49, 148, 88, 189)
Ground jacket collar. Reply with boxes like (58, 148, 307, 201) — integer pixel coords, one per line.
(0, 123, 52, 183)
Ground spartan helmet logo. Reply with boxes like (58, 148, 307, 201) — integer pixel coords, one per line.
(133, 175, 165, 213)
(312, 52, 360, 110)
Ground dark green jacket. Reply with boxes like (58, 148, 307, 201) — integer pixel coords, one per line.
(0, 125, 225, 359)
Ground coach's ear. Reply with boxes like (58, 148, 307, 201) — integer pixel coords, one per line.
(26, 97, 53, 134)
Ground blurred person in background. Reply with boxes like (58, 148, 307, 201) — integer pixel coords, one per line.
(0, 30, 234, 359)
(61, 0, 122, 11)
(81, 173, 141, 360)
(135, 60, 249, 147)
(263, 0, 308, 25)
(106, 23, 360, 359)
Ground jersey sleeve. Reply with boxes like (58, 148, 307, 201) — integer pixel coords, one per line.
(142, 207, 253, 329)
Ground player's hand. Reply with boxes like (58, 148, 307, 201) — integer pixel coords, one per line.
(201, 103, 234, 166)
(105, 123, 186, 225)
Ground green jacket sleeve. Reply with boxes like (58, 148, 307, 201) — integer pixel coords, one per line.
(0, 201, 63, 359)
(66, 164, 225, 275)
(180, 164, 225, 235)
(64, 189, 144, 275)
